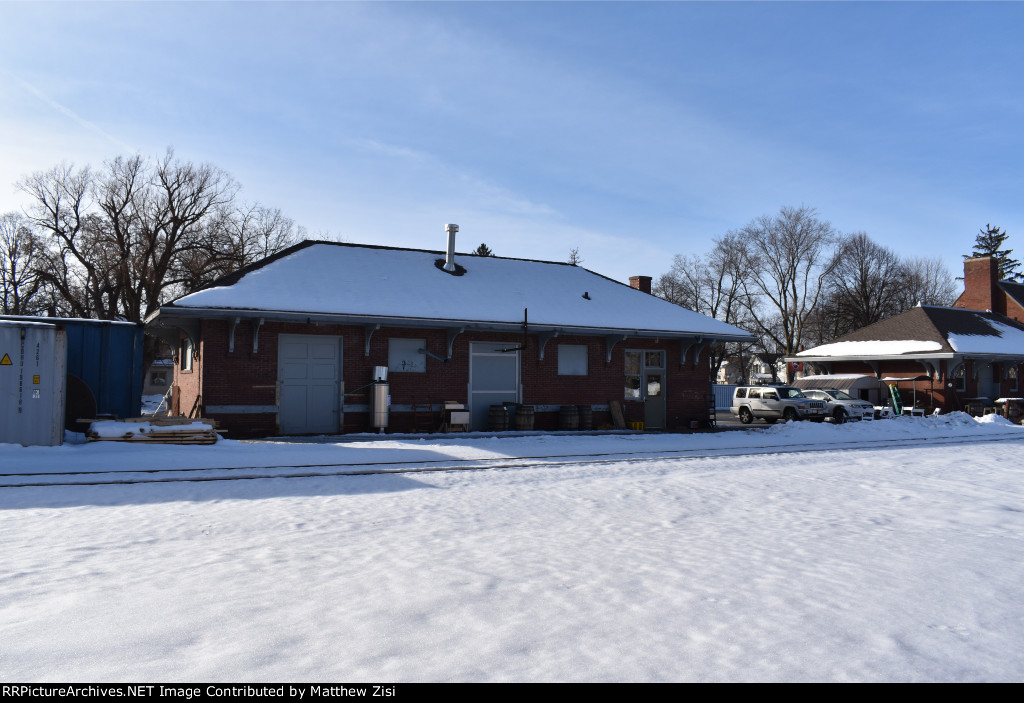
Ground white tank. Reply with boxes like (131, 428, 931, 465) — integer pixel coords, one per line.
(371, 381, 390, 431)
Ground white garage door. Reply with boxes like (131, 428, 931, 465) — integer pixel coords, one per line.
(470, 342, 520, 430)
(278, 334, 343, 434)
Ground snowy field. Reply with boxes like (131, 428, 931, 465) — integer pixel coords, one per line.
(2, 415, 1023, 682)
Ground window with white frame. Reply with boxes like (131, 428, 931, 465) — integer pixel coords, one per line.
(180, 338, 193, 372)
(624, 350, 642, 399)
(624, 349, 666, 399)
(557, 345, 588, 376)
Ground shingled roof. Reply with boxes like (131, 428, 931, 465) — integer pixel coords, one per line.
(796, 305, 1024, 360)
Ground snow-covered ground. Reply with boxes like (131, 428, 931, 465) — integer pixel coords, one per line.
(2, 415, 1023, 681)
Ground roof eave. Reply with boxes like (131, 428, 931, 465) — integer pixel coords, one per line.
(147, 305, 755, 343)
(789, 353, 957, 363)
(791, 351, 1024, 363)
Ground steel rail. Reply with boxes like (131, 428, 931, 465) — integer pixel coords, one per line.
(2, 431, 1022, 489)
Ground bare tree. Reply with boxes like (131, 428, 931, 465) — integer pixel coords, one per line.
(826, 232, 907, 332)
(17, 149, 299, 367)
(807, 238, 960, 344)
(175, 203, 298, 291)
(902, 256, 958, 307)
(653, 233, 756, 379)
(17, 162, 100, 318)
(14, 150, 300, 322)
(0, 212, 47, 314)
(739, 206, 840, 356)
(653, 254, 703, 311)
(567, 247, 583, 266)
(657, 209, 957, 361)
(803, 288, 845, 347)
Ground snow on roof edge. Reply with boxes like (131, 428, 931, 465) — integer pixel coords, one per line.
(160, 242, 755, 340)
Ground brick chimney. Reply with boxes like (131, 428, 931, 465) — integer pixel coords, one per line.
(958, 256, 1000, 313)
(629, 275, 652, 295)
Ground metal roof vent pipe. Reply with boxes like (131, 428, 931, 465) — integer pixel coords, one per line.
(444, 224, 459, 272)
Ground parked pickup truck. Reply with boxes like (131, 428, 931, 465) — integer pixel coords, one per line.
(731, 386, 827, 424)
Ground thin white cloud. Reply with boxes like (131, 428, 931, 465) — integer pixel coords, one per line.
(7, 71, 138, 156)
(352, 139, 432, 163)
(344, 136, 559, 219)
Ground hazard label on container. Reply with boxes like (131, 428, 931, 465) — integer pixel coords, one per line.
(33, 375, 40, 384)
(0, 353, 10, 365)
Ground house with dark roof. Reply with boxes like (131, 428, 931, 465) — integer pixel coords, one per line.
(790, 255, 1024, 413)
(792, 305, 1024, 411)
(145, 228, 753, 437)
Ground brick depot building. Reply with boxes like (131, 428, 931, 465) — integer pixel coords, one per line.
(146, 235, 752, 437)
(790, 257, 1024, 412)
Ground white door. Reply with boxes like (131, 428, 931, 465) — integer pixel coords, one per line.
(278, 334, 343, 434)
(470, 342, 520, 430)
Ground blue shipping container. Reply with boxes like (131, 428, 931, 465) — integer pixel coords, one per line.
(0, 316, 144, 424)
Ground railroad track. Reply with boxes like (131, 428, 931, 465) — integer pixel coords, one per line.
(2, 431, 1023, 489)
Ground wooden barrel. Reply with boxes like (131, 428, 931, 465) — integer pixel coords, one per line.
(1007, 401, 1023, 424)
(515, 404, 535, 431)
(577, 404, 593, 431)
(488, 405, 509, 431)
(559, 405, 579, 431)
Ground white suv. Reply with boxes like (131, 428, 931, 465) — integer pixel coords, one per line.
(731, 386, 827, 424)
(801, 389, 875, 423)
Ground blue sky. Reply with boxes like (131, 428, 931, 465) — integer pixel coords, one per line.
(2, 1, 1023, 285)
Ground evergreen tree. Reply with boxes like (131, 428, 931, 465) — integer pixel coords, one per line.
(473, 243, 494, 256)
(964, 224, 1022, 281)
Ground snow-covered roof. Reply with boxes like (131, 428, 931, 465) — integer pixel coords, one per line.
(156, 241, 752, 340)
(797, 340, 943, 358)
(0, 315, 138, 327)
(0, 318, 57, 329)
(794, 306, 1024, 361)
(947, 318, 1024, 355)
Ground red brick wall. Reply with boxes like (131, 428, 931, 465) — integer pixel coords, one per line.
(1005, 295, 1024, 324)
(183, 319, 714, 437)
(200, 320, 280, 408)
(172, 333, 202, 418)
(521, 334, 713, 429)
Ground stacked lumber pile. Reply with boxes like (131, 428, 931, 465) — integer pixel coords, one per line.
(86, 417, 220, 445)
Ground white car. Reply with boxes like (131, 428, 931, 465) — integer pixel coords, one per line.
(801, 389, 875, 423)
(731, 386, 827, 424)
